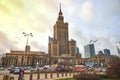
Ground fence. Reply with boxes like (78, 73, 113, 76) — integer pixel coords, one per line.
(1, 70, 99, 80)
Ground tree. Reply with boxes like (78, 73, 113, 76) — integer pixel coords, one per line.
(106, 57, 120, 78)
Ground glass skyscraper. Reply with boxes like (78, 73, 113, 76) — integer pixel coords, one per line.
(103, 48, 111, 55)
(117, 45, 120, 56)
(84, 44, 95, 58)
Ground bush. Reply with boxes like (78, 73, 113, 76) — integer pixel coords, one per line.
(99, 74, 108, 78)
(73, 73, 101, 80)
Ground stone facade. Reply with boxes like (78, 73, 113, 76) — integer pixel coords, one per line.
(1, 50, 82, 67)
(68, 39, 76, 56)
(1, 50, 48, 67)
(1, 50, 118, 67)
(48, 6, 76, 57)
(78, 54, 119, 67)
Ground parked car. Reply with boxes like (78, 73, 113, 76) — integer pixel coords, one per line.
(56, 66, 69, 72)
(10, 67, 21, 74)
(30, 68, 37, 71)
(10, 69, 15, 73)
(0, 67, 5, 71)
(14, 69, 20, 74)
(42, 65, 51, 70)
(7, 67, 12, 71)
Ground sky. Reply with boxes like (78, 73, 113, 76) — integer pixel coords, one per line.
(0, 0, 120, 57)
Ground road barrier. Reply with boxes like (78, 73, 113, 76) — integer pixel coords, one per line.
(1, 70, 99, 80)
(2, 75, 15, 80)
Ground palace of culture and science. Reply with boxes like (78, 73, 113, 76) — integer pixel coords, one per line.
(48, 6, 76, 57)
(1, 5, 118, 67)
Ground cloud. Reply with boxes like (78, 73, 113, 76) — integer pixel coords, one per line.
(29, 13, 52, 33)
(79, 1, 95, 23)
(106, 0, 120, 16)
(30, 41, 47, 53)
(0, 0, 24, 15)
(0, 31, 18, 53)
(0, 0, 57, 53)
(68, 0, 120, 56)
(0, 3, 10, 15)
(0, 0, 120, 57)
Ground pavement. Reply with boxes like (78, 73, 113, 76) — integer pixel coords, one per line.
(0, 70, 74, 80)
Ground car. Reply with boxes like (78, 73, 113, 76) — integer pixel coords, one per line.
(56, 66, 69, 72)
(30, 67, 38, 71)
(98, 67, 106, 72)
(0, 67, 5, 71)
(26, 66, 31, 70)
(14, 69, 20, 74)
(10, 69, 15, 73)
(7, 67, 12, 71)
(42, 65, 51, 70)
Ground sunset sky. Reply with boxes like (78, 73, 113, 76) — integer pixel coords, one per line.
(0, 0, 120, 57)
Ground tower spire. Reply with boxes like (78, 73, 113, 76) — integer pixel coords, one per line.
(59, 2, 62, 15)
(57, 2, 64, 22)
(60, 3, 61, 12)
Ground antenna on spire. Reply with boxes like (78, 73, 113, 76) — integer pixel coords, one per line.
(59, 2, 62, 15)
(60, 2, 61, 11)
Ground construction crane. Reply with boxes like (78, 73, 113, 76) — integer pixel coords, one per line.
(89, 39, 98, 43)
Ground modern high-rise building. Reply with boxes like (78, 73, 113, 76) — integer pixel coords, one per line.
(48, 5, 76, 56)
(103, 48, 111, 55)
(117, 42, 120, 56)
(117, 46, 120, 56)
(98, 51, 103, 54)
(76, 47, 79, 54)
(84, 44, 95, 58)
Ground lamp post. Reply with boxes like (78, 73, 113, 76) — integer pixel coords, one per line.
(23, 32, 33, 51)
(23, 32, 33, 46)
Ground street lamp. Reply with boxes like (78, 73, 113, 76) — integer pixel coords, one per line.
(23, 32, 33, 46)
(23, 32, 33, 51)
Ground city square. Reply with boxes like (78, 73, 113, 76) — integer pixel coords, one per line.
(0, 0, 120, 80)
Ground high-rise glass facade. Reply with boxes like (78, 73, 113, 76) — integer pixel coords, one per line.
(117, 45, 120, 56)
(103, 48, 111, 55)
(84, 44, 95, 58)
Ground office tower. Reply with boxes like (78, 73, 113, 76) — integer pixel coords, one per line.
(98, 51, 103, 54)
(103, 48, 111, 55)
(76, 47, 79, 54)
(84, 44, 95, 58)
(117, 42, 120, 56)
